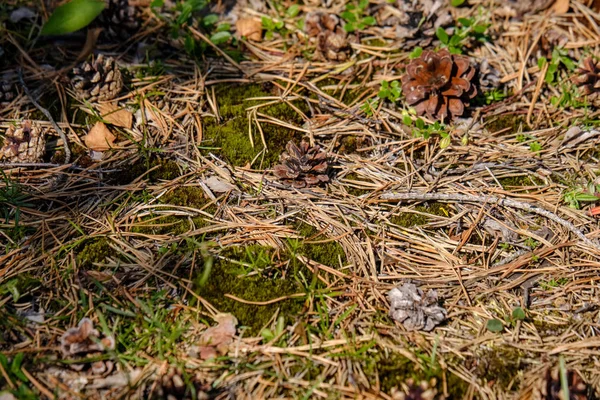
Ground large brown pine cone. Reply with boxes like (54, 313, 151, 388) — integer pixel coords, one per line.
(97, 0, 141, 41)
(273, 141, 329, 188)
(573, 57, 600, 102)
(401, 49, 477, 121)
(305, 12, 352, 62)
(0, 121, 46, 163)
(71, 54, 123, 102)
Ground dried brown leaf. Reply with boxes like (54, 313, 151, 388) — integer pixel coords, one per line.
(197, 313, 237, 360)
(236, 17, 262, 41)
(552, 0, 570, 13)
(84, 122, 116, 151)
(98, 103, 133, 129)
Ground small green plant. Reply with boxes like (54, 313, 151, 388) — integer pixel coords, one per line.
(486, 307, 526, 333)
(260, 315, 285, 343)
(409, 47, 423, 59)
(539, 47, 576, 84)
(402, 111, 451, 148)
(262, 16, 285, 40)
(516, 133, 542, 154)
(341, 0, 376, 33)
(550, 83, 587, 108)
(539, 277, 569, 290)
(0, 353, 36, 399)
(436, 15, 490, 54)
(485, 88, 507, 104)
(377, 80, 401, 103)
(360, 98, 379, 116)
(563, 183, 600, 209)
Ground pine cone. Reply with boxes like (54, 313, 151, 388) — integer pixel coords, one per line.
(573, 57, 600, 101)
(391, 378, 438, 400)
(0, 121, 46, 163)
(387, 283, 447, 331)
(305, 13, 352, 62)
(541, 368, 589, 400)
(97, 0, 141, 41)
(273, 141, 329, 188)
(71, 55, 123, 102)
(401, 49, 477, 121)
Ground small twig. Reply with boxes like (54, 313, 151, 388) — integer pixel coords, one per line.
(380, 191, 600, 250)
(18, 69, 71, 164)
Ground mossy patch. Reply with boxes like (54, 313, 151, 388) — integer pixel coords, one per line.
(201, 83, 308, 168)
(193, 245, 305, 335)
(376, 352, 469, 398)
(295, 222, 347, 267)
(76, 238, 112, 268)
(111, 158, 181, 185)
(390, 202, 450, 227)
(473, 346, 525, 391)
(498, 175, 543, 188)
(484, 114, 525, 135)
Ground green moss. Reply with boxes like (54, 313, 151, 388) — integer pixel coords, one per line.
(390, 202, 450, 227)
(201, 84, 307, 168)
(473, 346, 525, 391)
(484, 114, 525, 135)
(376, 352, 469, 398)
(194, 245, 305, 335)
(77, 238, 112, 268)
(498, 175, 543, 188)
(111, 159, 181, 184)
(295, 222, 347, 267)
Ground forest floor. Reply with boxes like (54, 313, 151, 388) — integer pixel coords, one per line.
(2, 0, 600, 398)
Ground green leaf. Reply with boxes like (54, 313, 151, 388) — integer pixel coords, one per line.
(202, 14, 219, 26)
(451, 0, 466, 6)
(449, 34, 462, 46)
(10, 353, 28, 382)
(216, 23, 231, 32)
(473, 24, 489, 34)
(343, 23, 356, 33)
(415, 118, 425, 129)
(210, 31, 232, 45)
(260, 328, 274, 342)
(359, 0, 369, 10)
(486, 319, 504, 332)
(440, 135, 451, 149)
(41, 0, 105, 36)
(436, 27, 449, 44)
(341, 11, 357, 23)
(363, 16, 376, 26)
(409, 47, 423, 59)
(286, 4, 300, 18)
(512, 307, 526, 321)
(537, 57, 547, 69)
(574, 193, 600, 202)
(151, 0, 164, 7)
(458, 17, 472, 27)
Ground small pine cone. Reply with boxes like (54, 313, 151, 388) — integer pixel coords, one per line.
(97, 0, 141, 41)
(573, 57, 600, 101)
(391, 378, 438, 400)
(0, 121, 46, 163)
(71, 54, 123, 102)
(305, 13, 352, 62)
(401, 49, 477, 121)
(540, 367, 589, 400)
(273, 141, 329, 188)
(388, 283, 447, 331)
